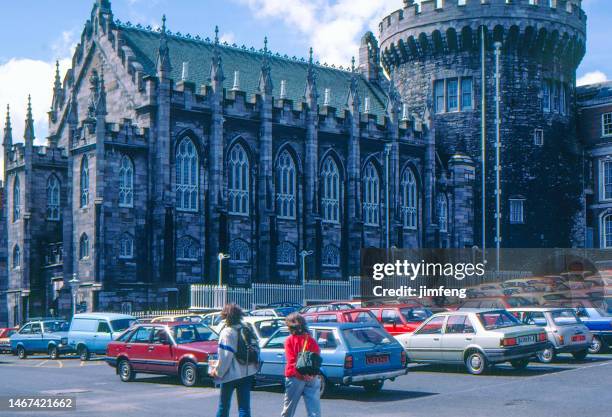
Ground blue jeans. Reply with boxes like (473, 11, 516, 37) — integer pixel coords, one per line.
(281, 376, 321, 417)
(216, 375, 253, 417)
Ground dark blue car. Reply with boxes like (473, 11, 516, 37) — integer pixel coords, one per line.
(10, 319, 71, 359)
(575, 305, 612, 354)
(257, 322, 408, 394)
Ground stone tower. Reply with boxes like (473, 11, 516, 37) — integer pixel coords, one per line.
(379, 0, 587, 248)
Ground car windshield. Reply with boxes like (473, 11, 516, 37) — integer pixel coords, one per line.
(172, 324, 218, 344)
(43, 321, 69, 332)
(274, 308, 295, 317)
(254, 320, 284, 338)
(342, 327, 392, 349)
(602, 298, 612, 315)
(400, 307, 432, 322)
(478, 311, 521, 330)
(111, 319, 136, 332)
(551, 309, 580, 325)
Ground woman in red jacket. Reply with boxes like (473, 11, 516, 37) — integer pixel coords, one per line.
(281, 313, 321, 417)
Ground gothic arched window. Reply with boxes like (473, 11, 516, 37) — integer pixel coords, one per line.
(437, 194, 448, 233)
(177, 236, 199, 261)
(119, 233, 134, 259)
(79, 233, 89, 259)
(277, 241, 297, 265)
(276, 150, 296, 219)
(228, 144, 250, 215)
(175, 138, 198, 211)
(229, 239, 250, 263)
(13, 175, 20, 222)
(363, 162, 380, 226)
(603, 214, 612, 249)
(80, 156, 89, 208)
(321, 157, 340, 223)
(322, 244, 340, 267)
(12, 245, 20, 269)
(46, 175, 61, 221)
(119, 155, 134, 207)
(401, 168, 418, 229)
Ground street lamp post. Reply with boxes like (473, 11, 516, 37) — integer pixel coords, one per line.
(68, 273, 80, 317)
(217, 253, 230, 287)
(384, 143, 392, 249)
(299, 250, 314, 283)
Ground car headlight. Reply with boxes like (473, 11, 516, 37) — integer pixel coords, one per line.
(61, 337, 68, 346)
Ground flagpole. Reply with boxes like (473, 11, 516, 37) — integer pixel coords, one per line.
(481, 25, 487, 265)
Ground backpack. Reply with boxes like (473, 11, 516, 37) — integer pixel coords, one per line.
(296, 337, 322, 376)
(235, 326, 260, 366)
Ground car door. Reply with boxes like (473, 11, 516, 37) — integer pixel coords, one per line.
(94, 320, 113, 354)
(442, 315, 476, 362)
(259, 330, 289, 383)
(126, 326, 153, 371)
(147, 327, 175, 373)
(406, 316, 446, 362)
(15, 324, 32, 351)
(30, 322, 44, 352)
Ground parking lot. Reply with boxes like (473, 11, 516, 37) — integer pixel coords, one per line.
(1, 352, 611, 417)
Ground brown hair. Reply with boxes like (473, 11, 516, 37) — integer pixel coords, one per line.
(285, 312, 308, 335)
(221, 303, 243, 326)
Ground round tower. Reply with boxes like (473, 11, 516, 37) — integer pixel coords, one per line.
(380, 0, 587, 248)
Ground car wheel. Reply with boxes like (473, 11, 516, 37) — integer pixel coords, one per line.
(180, 361, 198, 387)
(510, 358, 530, 370)
(588, 336, 605, 354)
(317, 374, 332, 397)
(118, 359, 135, 382)
(48, 345, 60, 360)
(465, 351, 487, 375)
(16, 346, 26, 359)
(363, 380, 384, 394)
(78, 346, 90, 361)
(572, 349, 588, 361)
(537, 347, 555, 363)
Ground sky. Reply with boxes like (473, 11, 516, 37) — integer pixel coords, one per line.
(0, 0, 610, 151)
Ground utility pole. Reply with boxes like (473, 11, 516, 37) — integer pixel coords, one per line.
(300, 250, 314, 283)
(217, 253, 230, 286)
(481, 25, 487, 265)
(494, 41, 502, 272)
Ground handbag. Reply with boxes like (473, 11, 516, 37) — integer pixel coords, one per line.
(295, 337, 322, 376)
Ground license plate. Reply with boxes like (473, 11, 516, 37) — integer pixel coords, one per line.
(572, 335, 586, 342)
(366, 354, 389, 365)
(517, 335, 536, 345)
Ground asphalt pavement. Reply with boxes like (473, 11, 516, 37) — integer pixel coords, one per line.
(0, 352, 610, 417)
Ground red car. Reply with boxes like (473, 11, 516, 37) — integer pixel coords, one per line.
(0, 327, 18, 353)
(105, 322, 218, 387)
(302, 308, 379, 324)
(368, 305, 433, 335)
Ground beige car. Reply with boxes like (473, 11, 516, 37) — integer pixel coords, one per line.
(396, 309, 549, 374)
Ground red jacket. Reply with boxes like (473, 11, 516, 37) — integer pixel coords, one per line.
(284, 333, 321, 379)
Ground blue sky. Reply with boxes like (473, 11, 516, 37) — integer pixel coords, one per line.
(0, 0, 609, 146)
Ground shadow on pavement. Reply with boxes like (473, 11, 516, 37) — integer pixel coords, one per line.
(410, 363, 569, 377)
(253, 384, 437, 402)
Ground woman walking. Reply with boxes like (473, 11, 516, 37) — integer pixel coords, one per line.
(210, 304, 258, 417)
(281, 313, 322, 417)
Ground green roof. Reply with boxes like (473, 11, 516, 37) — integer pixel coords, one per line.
(119, 24, 387, 118)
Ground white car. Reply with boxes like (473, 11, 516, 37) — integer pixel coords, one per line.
(218, 316, 285, 346)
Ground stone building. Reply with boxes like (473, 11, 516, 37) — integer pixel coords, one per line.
(379, 0, 587, 248)
(1, 0, 481, 324)
(578, 81, 612, 248)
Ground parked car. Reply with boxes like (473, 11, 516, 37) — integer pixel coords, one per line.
(264, 302, 302, 314)
(396, 309, 550, 374)
(249, 307, 295, 318)
(367, 305, 433, 335)
(10, 319, 71, 359)
(0, 327, 18, 353)
(573, 304, 612, 354)
(299, 303, 355, 314)
(216, 316, 285, 346)
(151, 314, 202, 323)
(508, 307, 592, 362)
(303, 308, 379, 325)
(201, 311, 224, 331)
(257, 322, 408, 394)
(457, 296, 535, 310)
(105, 322, 218, 386)
(68, 313, 136, 360)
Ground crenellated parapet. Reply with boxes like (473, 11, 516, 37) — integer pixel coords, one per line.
(380, 0, 586, 73)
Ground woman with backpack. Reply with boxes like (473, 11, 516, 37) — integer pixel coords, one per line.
(209, 304, 259, 417)
(281, 312, 322, 417)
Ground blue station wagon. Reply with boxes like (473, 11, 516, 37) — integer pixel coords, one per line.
(574, 306, 612, 354)
(10, 319, 71, 359)
(257, 322, 408, 394)
(68, 313, 136, 360)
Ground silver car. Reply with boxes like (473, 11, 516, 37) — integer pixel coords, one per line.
(509, 307, 592, 362)
(396, 309, 550, 374)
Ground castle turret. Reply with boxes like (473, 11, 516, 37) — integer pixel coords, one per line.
(379, 0, 587, 248)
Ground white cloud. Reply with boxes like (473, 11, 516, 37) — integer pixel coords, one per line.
(220, 32, 237, 45)
(234, 0, 404, 66)
(577, 70, 609, 86)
